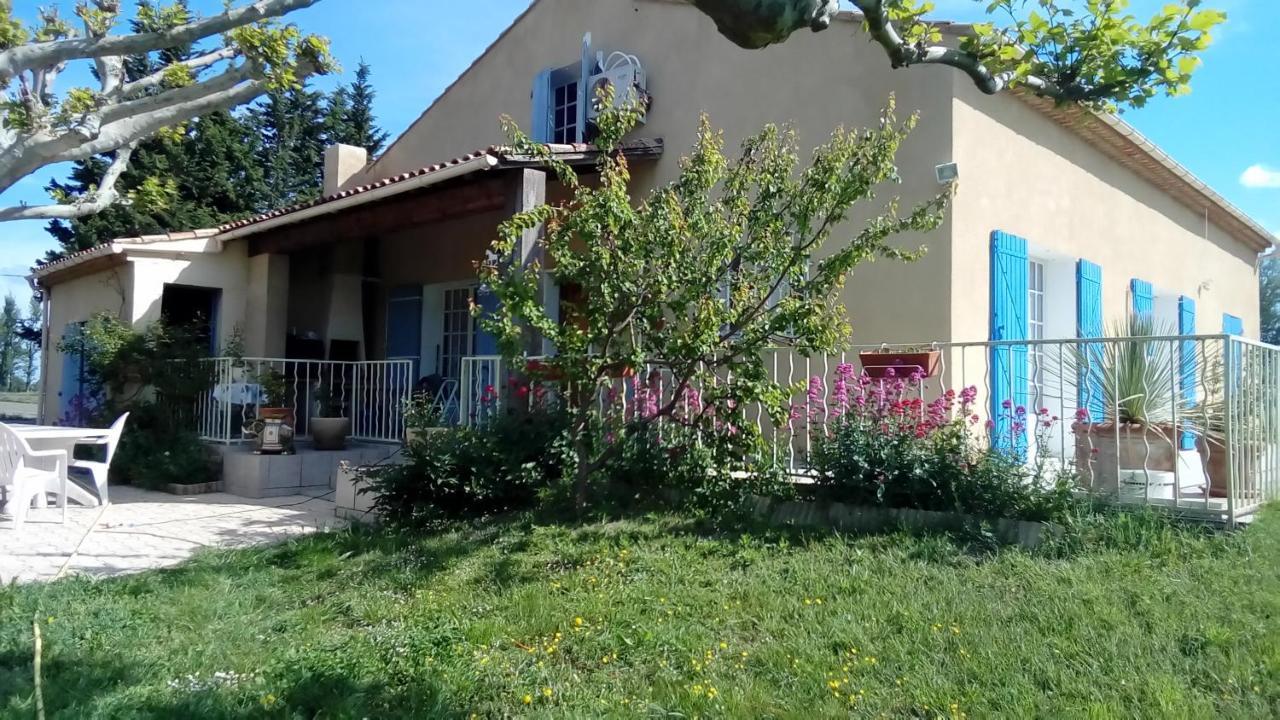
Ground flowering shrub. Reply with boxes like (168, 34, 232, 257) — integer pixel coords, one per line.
(810, 366, 1072, 522)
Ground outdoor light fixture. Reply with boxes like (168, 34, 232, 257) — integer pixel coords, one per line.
(935, 162, 959, 185)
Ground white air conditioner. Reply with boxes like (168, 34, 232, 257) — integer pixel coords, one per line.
(586, 52, 648, 125)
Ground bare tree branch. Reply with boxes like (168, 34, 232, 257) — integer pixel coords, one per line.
(0, 0, 320, 82)
(0, 143, 134, 221)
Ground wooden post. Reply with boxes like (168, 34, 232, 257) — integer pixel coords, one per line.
(508, 169, 548, 356)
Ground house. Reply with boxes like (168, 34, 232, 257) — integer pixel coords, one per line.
(31, 0, 1274, 505)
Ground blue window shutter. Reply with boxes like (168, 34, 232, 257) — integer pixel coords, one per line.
(1223, 313, 1244, 336)
(1076, 259, 1105, 422)
(386, 286, 424, 381)
(990, 231, 1029, 456)
(1131, 278, 1154, 316)
(577, 33, 594, 143)
(473, 285, 502, 356)
(531, 68, 553, 143)
(1178, 296, 1197, 450)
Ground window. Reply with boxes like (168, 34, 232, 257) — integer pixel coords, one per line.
(439, 287, 474, 381)
(160, 284, 221, 353)
(1028, 259, 1046, 408)
(552, 79, 579, 144)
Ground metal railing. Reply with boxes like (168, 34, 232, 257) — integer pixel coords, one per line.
(461, 335, 1280, 524)
(194, 357, 415, 444)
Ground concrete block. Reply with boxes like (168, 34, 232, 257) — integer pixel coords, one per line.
(265, 454, 303, 489)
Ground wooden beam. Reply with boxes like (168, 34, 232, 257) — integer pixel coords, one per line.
(247, 176, 509, 256)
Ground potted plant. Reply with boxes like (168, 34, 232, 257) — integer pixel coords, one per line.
(1191, 354, 1269, 499)
(310, 382, 351, 451)
(403, 392, 446, 446)
(1064, 314, 1184, 498)
(241, 367, 296, 454)
(858, 345, 942, 379)
(254, 368, 295, 426)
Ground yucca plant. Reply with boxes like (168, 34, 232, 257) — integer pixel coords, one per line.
(1057, 313, 1183, 427)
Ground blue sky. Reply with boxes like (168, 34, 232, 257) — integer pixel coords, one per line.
(1, 0, 1276, 301)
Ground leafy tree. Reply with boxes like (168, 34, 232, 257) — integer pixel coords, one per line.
(326, 60, 388, 156)
(1262, 258, 1280, 346)
(0, 293, 20, 389)
(0, 0, 334, 222)
(44, 109, 264, 259)
(480, 95, 947, 507)
(250, 84, 329, 208)
(689, 0, 1225, 110)
(19, 295, 38, 390)
(42, 57, 386, 262)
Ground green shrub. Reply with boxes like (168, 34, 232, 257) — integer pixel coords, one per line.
(600, 422, 790, 518)
(361, 406, 572, 527)
(109, 401, 218, 489)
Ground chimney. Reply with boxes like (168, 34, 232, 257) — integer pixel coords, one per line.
(323, 144, 368, 195)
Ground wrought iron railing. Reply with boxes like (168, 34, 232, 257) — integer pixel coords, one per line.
(194, 357, 415, 444)
(459, 335, 1280, 524)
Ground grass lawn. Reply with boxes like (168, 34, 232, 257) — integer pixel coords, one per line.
(2, 509, 1279, 719)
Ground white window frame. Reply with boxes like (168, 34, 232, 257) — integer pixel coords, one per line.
(552, 77, 579, 144)
(1028, 258, 1047, 410)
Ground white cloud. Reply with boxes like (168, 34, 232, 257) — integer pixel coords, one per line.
(1241, 165, 1280, 189)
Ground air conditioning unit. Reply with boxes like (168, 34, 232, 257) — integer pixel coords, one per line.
(586, 52, 648, 125)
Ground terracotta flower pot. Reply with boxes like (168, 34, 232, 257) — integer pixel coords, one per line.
(1073, 422, 1178, 493)
(858, 350, 941, 379)
(258, 407, 295, 426)
(1196, 436, 1263, 499)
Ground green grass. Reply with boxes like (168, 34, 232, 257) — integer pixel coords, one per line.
(2, 509, 1279, 719)
(0, 392, 37, 405)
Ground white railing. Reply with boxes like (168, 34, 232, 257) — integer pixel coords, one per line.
(194, 357, 415, 444)
(464, 335, 1280, 524)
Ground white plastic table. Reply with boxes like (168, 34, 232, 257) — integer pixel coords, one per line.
(14, 425, 112, 507)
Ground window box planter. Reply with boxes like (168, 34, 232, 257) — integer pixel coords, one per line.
(857, 350, 941, 379)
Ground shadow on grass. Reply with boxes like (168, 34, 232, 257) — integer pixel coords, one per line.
(0, 650, 460, 719)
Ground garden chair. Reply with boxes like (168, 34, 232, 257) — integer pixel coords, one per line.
(0, 423, 69, 530)
(70, 412, 130, 505)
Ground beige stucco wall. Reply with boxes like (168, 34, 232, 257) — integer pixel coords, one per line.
(356, 0, 957, 346)
(41, 265, 132, 422)
(127, 242, 251, 350)
(40, 242, 253, 422)
(949, 81, 1261, 342)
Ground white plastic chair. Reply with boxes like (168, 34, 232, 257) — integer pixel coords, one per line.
(70, 412, 129, 505)
(0, 423, 69, 529)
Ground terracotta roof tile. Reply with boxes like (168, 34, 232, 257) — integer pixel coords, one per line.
(32, 227, 221, 277)
(214, 141, 660, 236)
